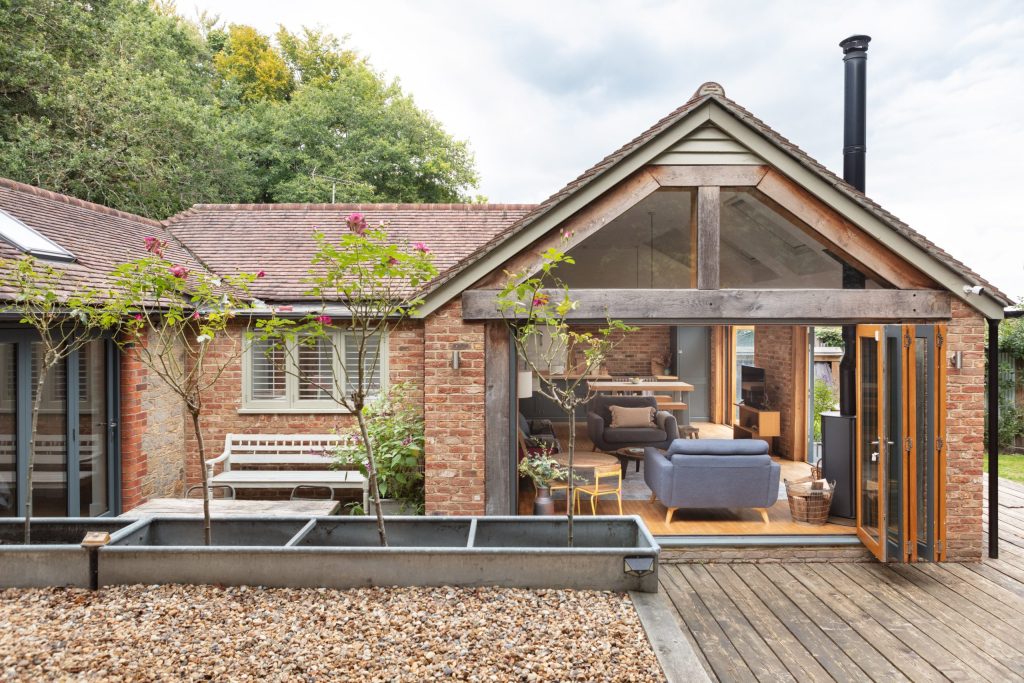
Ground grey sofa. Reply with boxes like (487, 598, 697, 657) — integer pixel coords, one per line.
(586, 395, 677, 452)
(644, 439, 780, 524)
(517, 412, 560, 453)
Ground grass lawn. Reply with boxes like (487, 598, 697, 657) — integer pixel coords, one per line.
(985, 453, 1024, 485)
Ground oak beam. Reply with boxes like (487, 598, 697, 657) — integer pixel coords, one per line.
(648, 164, 768, 187)
(756, 169, 935, 289)
(696, 186, 720, 290)
(484, 320, 513, 515)
(462, 288, 952, 323)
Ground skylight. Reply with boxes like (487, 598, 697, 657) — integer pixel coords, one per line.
(0, 209, 74, 261)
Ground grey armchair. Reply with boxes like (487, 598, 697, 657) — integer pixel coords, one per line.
(586, 395, 677, 452)
(644, 439, 780, 524)
(517, 412, 560, 453)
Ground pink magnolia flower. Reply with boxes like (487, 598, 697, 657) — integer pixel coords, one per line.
(169, 265, 189, 279)
(144, 236, 166, 257)
(315, 315, 333, 325)
(412, 241, 431, 254)
(133, 313, 144, 321)
(346, 212, 368, 236)
(256, 270, 266, 278)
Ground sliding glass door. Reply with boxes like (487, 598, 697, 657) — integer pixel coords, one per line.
(0, 331, 118, 517)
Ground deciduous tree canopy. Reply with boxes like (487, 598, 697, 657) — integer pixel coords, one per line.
(0, 0, 478, 217)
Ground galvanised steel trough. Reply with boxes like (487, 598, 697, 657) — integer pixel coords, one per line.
(0, 518, 143, 588)
(0, 515, 660, 592)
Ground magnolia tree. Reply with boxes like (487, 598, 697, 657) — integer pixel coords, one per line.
(0, 257, 102, 543)
(258, 213, 436, 547)
(497, 242, 635, 546)
(98, 238, 258, 545)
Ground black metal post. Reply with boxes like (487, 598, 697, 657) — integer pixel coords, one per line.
(988, 318, 1000, 559)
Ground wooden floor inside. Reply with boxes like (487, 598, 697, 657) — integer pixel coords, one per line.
(521, 421, 855, 536)
(663, 478, 1024, 682)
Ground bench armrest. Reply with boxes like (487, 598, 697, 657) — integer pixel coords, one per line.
(205, 450, 230, 469)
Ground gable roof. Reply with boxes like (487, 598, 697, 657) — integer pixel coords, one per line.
(420, 83, 1011, 318)
(164, 203, 533, 302)
(0, 177, 205, 298)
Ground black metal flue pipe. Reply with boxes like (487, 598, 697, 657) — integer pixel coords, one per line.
(838, 34, 871, 416)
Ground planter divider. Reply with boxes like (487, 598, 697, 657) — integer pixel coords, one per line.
(285, 519, 318, 547)
(466, 518, 478, 548)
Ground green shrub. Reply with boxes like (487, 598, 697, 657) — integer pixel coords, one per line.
(816, 327, 844, 348)
(813, 378, 838, 442)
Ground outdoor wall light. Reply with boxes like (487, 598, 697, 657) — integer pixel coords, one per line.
(623, 556, 655, 577)
(451, 350, 461, 370)
(951, 350, 963, 370)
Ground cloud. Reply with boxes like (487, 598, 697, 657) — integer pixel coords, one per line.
(189, 0, 1024, 299)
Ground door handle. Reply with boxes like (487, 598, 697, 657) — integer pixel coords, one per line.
(99, 422, 118, 428)
(871, 451, 879, 463)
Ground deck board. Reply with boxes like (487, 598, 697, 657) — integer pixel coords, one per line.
(661, 477, 1024, 682)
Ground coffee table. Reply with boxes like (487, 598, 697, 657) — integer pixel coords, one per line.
(613, 447, 646, 477)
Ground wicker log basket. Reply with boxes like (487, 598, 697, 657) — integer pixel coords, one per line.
(784, 459, 835, 526)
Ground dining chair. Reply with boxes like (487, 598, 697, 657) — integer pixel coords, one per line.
(574, 464, 623, 515)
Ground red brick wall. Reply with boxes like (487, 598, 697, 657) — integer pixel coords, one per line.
(944, 299, 985, 561)
(424, 300, 486, 515)
(568, 324, 671, 376)
(754, 325, 798, 458)
(178, 321, 425, 488)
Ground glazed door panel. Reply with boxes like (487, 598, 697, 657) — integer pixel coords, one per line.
(856, 325, 886, 561)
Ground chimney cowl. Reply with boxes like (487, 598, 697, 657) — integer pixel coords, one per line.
(839, 35, 871, 55)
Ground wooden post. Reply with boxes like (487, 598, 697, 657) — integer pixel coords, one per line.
(697, 186, 720, 290)
(485, 321, 513, 515)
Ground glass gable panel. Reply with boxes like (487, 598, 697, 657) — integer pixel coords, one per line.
(720, 189, 844, 288)
(559, 189, 694, 288)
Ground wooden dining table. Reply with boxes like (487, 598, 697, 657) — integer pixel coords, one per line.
(587, 380, 694, 393)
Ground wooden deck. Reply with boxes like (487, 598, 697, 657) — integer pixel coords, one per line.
(661, 478, 1024, 682)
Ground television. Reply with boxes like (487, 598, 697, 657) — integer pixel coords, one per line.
(741, 365, 767, 408)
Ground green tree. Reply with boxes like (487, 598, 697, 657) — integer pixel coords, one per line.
(98, 238, 258, 545)
(276, 26, 357, 86)
(497, 239, 635, 546)
(253, 65, 478, 203)
(258, 213, 437, 546)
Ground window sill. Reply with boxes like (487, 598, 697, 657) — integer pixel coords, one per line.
(237, 407, 353, 415)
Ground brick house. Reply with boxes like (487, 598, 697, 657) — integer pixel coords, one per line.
(0, 82, 1010, 563)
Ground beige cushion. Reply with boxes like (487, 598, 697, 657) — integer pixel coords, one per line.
(609, 405, 656, 429)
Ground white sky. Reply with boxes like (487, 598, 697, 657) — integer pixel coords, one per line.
(192, 0, 1024, 301)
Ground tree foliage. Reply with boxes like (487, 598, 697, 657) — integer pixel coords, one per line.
(0, 0, 478, 216)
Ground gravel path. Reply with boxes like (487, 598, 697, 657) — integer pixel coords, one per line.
(0, 585, 664, 681)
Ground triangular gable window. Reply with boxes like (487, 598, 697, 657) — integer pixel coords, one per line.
(559, 189, 695, 289)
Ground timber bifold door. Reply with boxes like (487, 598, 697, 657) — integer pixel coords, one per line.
(855, 324, 946, 562)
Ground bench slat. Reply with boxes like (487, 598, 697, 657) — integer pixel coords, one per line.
(212, 470, 366, 486)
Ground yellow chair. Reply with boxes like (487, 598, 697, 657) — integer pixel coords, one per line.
(574, 465, 623, 515)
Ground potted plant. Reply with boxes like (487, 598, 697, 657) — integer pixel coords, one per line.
(335, 383, 425, 515)
(518, 452, 569, 515)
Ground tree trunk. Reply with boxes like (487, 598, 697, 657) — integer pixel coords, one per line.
(190, 409, 212, 546)
(567, 416, 576, 547)
(23, 366, 50, 544)
(356, 408, 388, 547)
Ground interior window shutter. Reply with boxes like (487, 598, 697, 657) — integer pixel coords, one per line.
(250, 339, 286, 401)
(297, 336, 334, 400)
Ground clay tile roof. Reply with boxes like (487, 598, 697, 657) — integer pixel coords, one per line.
(163, 203, 535, 302)
(0, 178, 205, 298)
(432, 82, 1012, 307)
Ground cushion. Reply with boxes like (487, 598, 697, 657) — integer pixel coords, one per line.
(609, 405, 656, 429)
(517, 412, 531, 435)
(606, 427, 667, 444)
(590, 395, 658, 424)
(667, 438, 770, 456)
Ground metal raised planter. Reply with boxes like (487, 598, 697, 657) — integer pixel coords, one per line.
(0, 518, 143, 588)
(100, 515, 660, 592)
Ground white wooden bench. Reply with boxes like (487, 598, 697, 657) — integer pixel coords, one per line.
(205, 434, 368, 509)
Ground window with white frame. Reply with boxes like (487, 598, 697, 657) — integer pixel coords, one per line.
(243, 332, 386, 411)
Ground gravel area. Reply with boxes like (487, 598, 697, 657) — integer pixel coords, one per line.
(0, 585, 664, 681)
